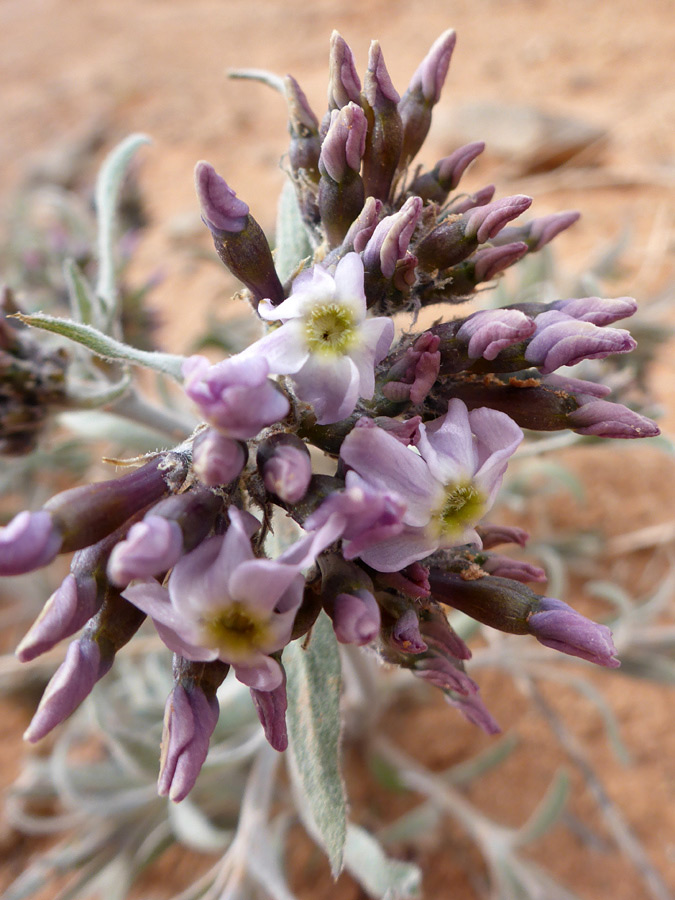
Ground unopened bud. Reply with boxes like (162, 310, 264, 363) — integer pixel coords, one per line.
(408, 142, 485, 204)
(192, 429, 247, 487)
(362, 41, 403, 201)
(257, 433, 312, 504)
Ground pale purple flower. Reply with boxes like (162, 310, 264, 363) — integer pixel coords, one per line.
(182, 354, 289, 439)
(122, 508, 341, 692)
(192, 428, 247, 487)
(159, 684, 220, 802)
(0, 510, 61, 576)
(108, 516, 184, 587)
(524, 310, 637, 374)
(456, 308, 536, 360)
(527, 597, 620, 667)
(338, 399, 523, 571)
(250, 253, 394, 424)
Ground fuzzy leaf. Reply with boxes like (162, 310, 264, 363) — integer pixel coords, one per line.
(95, 133, 151, 320)
(344, 824, 422, 899)
(285, 611, 346, 877)
(514, 769, 570, 847)
(63, 258, 100, 327)
(14, 313, 186, 380)
(275, 178, 313, 283)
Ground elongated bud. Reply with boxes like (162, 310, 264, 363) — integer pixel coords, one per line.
(416, 195, 532, 272)
(318, 554, 380, 645)
(192, 429, 247, 487)
(567, 398, 660, 438)
(195, 162, 284, 308)
(257, 433, 312, 504)
(408, 142, 485, 204)
(24, 591, 146, 742)
(398, 29, 456, 168)
(479, 554, 547, 583)
(362, 41, 403, 201)
(284, 75, 321, 181)
(340, 196, 383, 253)
(446, 184, 496, 215)
(413, 655, 477, 696)
(445, 692, 500, 734)
(0, 510, 62, 576)
(454, 308, 536, 362)
(492, 210, 580, 251)
(420, 242, 528, 304)
(363, 196, 422, 279)
(250, 662, 288, 751)
(524, 311, 637, 374)
(327, 31, 361, 112)
(159, 656, 229, 801)
(318, 104, 367, 245)
(550, 295, 638, 326)
(475, 524, 530, 550)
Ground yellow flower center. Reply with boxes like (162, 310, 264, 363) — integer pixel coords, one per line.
(304, 302, 357, 357)
(202, 603, 270, 657)
(431, 481, 485, 539)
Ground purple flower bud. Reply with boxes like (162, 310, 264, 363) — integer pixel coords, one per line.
(524, 311, 637, 374)
(329, 590, 381, 645)
(551, 295, 638, 326)
(192, 429, 247, 487)
(183, 354, 289, 440)
(476, 524, 530, 550)
(480, 554, 547, 583)
(494, 210, 580, 251)
(383, 331, 440, 405)
(327, 31, 362, 111)
(258, 436, 312, 504)
(363, 196, 422, 278)
(319, 103, 368, 182)
(527, 597, 620, 667)
(567, 398, 660, 438)
(473, 241, 529, 283)
(24, 639, 110, 743)
(464, 195, 532, 243)
(413, 656, 477, 696)
(283, 74, 321, 180)
(541, 373, 611, 399)
(16, 571, 98, 662)
(376, 561, 430, 598)
(398, 29, 456, 167)
(445, 692, 500, 734)
(446, 184, 496, 215)
(362, 41, 403, 201)
(195, 160, 248, 234)
(195, 162, 284, 308)
(341, 197, 383, 253)
(250, 669, 288, 752)
(419, 607, 472, 661)
(456, 308, 536, 361)
(158, 684, 220, 801)
(392, 608, 427, 654)
(408, 142, 485, 204)
(108, 517, 184, 587)
(0, 510, 61, 576)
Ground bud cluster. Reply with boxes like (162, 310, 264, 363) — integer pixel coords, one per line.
(1, 29, 659, 803)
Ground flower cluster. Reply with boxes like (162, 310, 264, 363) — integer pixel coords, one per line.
(1, 28, 659, 803)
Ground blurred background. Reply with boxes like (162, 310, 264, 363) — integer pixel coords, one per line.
(1, 1, 674, 898)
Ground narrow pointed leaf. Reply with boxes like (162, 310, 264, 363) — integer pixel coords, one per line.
(285, 611, 346, 876)
(344, 824, 422, 899)
(63, 258, 100, 327)
(275, 178, 313, 283)
(14, 313, 186, 380)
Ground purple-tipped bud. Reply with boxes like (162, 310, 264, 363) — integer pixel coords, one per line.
(108, 517, 184, 586)
(383, 331, 440, 404)
(341, 197, 383, 253)
(0, 510, 61, 576)
(16, 572, 97, 662)
(362, 41, 403, 201)
(408, 142, 485, 204)
(551, 296, 638, 326)
(446, 184, 496, 215)
(445, 692, 501, 734)
(24, 639, 110, 742)
(473, 241, 529, 283)
(524, 311, 637, 374)
(284, 75, 321, 180)
(494, 210, 580, 252)
(527, 597, 620, 667)
(456, 308, 536, 361)
(327, 31, 362, 111)
(158, 683, 220, 801)
(392, 608, 427, 654)
(476, 524, 530, 550)
(568, 398, 660, 438)
(464, 195, 532, 243)
(192, 429, 247, 487)
(419, 606, 472, 661)
(413, 656, 477, 696)
(251, 667, 288, 752)
(258, 434, 312, 504)
(320, 104, 368, 182)
(195, 160, 249, 234)
(398, 29, 456, 167)
(330, 590, 381, 645)
(363, 196, 422, 278)
(195, 162, 284, 308)
(480, 554, 547, 583)
(183, 354, 289, 440)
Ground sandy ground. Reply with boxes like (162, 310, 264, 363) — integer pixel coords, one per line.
(1, 0, 675, 898)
